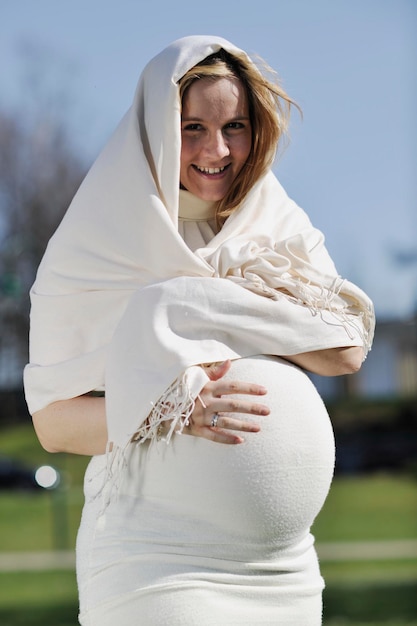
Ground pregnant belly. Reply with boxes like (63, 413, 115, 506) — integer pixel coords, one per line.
(120, 356, 335, 548)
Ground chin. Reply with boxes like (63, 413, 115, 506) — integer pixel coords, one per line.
(194, 186, 229, 202)
(201, 193, 225, 202)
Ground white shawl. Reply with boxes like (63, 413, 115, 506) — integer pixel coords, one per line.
(23, 35, 374, 449)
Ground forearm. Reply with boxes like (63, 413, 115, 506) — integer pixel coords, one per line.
(32, 395, 108, 456)
(284, 346, 364, 376)
(30, 345, 363, 455)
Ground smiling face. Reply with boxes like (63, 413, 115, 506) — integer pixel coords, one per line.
(180, 76, 252, 202)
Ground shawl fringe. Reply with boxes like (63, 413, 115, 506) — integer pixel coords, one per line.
(131, 372, 196, 445)
(288, 276, 375, 358)
(97, 369, 202, 512)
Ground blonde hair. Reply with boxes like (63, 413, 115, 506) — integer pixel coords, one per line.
(178, 48, 299, 224)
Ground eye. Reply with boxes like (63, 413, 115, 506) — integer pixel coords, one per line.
(182, 123, 203, 132)
(225, 122, 245, 130)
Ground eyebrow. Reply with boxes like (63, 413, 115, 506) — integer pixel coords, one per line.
(181, 116, 250, 122)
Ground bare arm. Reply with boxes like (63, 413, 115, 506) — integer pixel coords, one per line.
(284, 345, 364, 376)
(32, 346, 363, 455)
(32, 369, 269, 455)
(32, 395, 108, 456)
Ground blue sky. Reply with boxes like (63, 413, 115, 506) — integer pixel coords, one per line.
(2, 0, 416, 319)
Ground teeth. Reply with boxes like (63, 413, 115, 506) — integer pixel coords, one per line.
(196, 166, 225, 174)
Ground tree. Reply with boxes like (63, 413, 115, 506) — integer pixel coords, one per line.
(0, 103, 86, 386)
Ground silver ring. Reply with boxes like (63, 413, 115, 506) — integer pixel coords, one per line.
(211, 413, 219, 428)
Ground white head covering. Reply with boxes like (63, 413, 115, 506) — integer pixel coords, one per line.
(24, 36, 374, 448)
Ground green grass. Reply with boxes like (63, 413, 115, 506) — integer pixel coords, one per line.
(0, 489, 84, 551)
(323, 578, 417, 625)
(0, 570, 78, 608)
(0, 422, 89, 487)
(321, 560, 417, 584)
(0, 570, 78, 626)
(312, 473, 417, 542)
(0, 423, 89, 552)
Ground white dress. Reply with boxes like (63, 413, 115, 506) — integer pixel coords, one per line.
(76, 196, 335, 625)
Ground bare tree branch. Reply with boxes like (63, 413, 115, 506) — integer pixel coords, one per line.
(0, 47, 87, 378)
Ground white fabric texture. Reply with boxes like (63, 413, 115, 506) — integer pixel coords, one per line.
(77, 355, 335, 625)
(23, 34, 374, 450)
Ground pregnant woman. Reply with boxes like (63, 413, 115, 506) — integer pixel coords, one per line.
(24, 36, 374, 625)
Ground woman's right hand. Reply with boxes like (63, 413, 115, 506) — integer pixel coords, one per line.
(183, 360, 270, 444)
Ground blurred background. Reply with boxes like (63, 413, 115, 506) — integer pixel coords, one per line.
(0, 0, 416, 624)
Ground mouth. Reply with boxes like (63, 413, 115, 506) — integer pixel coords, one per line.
(193, 164, 230, 175)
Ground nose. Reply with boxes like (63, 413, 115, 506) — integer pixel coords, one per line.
(206, 130, 230, 159)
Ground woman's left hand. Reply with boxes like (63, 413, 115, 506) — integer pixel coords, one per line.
(183, 360, 270, 445)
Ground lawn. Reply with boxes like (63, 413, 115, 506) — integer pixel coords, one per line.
(313, 473, 417, 542)
(0, 422, 416, 624)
